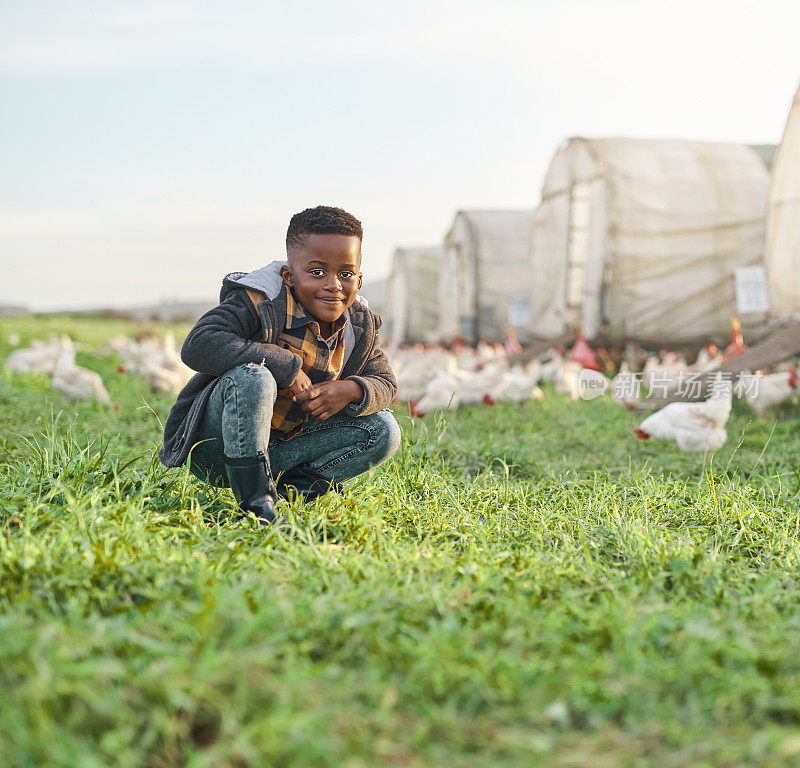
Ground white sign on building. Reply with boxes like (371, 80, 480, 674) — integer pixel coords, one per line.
(734, 267, 770, 315)
(507, 297, 531, 327)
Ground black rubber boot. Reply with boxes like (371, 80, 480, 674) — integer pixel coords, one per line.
(276, 465, 343, 502)
(224, 451, 282, 528)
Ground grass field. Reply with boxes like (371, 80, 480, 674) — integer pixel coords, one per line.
(2, 315, 800, 768)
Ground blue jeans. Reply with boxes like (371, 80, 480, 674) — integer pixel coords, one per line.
(188, 363, 401, 490)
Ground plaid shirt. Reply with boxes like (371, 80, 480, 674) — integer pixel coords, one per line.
(271, 286, 348, 439)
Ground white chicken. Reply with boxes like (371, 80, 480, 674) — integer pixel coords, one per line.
(634, 381, 732, 455)
(109, 331, 196, 395)
(557, 360, 585, 400)
(51, 342, 111, 404)
(611, 361, 640, 407)
(457, 363, 507, 406)
(641, 355, 660, 391)
(5, 336, 69, 375)
(411, 372, 461, 416)
(524, 357, 543, 384)
(643, 350, 686, 392)
(138, 359, 191, 395)
(539, 348, 566, 383)
(689, 343, 722, 373)
(454, 347, 481, 373)
(476, 339, 505, 364)
(393, 347, 454, 403)
(486, 366, 545, 405)
(735, 369, 798, 418)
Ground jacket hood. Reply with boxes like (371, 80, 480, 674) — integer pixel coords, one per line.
(220, 260, 371, 309)
(220, 260, 285, 303)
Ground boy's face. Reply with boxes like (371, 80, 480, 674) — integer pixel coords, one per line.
(280, 234, 363, 327)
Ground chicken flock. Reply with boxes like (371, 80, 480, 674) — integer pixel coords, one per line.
(5, 323, 798, 457)
(385, 326, 799, 456)
(4, 331, 194, 405)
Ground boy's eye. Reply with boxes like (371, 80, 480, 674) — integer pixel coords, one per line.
(309, 269, 325, 277)
(340, 271, 354, 279)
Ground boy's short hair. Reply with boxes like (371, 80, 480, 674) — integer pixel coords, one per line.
(286, 206, 363, 256)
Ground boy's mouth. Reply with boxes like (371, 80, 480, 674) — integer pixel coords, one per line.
(317, 297, 344, 305)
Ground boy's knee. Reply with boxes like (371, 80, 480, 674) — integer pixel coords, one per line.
(369, 409, 402, 464)
(221, 363, 278, 399)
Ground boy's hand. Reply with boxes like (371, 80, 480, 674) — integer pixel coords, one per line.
(293, 380, 363, 421)
(289, 369, 313, 397)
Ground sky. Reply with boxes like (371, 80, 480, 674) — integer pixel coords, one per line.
(1, 0, 799, 311)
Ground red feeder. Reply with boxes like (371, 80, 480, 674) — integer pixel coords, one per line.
(569, 331, 602, 371)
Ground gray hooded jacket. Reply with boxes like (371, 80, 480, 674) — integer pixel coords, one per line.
(158, 262, 397, 468)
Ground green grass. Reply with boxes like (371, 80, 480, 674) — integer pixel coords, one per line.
(2, 315, 800, 767)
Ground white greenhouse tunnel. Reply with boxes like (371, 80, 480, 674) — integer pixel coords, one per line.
(385, 246, 443, 344)
(766, 81, 800, 321)
(438, 210, 536, 343)
(529, 137, 771, 343)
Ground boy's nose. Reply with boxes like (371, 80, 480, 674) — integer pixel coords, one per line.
(324, 275, 342, 291)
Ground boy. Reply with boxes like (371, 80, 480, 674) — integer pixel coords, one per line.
(159, 206, 400, 527)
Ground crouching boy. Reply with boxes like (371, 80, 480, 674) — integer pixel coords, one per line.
(159, 206, 401, 527)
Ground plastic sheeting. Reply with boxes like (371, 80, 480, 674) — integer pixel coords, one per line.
(385, 246, 443, 343)
(438, 210, 536, 342)
(530, 138, 770, 342)
(766, 83, 800, 318)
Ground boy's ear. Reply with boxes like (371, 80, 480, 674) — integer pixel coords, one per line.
(280, 264, 294, 288)
(357, 273, 363, 291)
